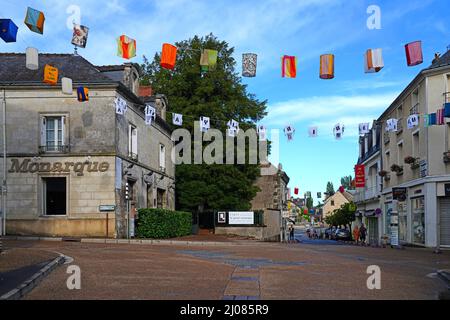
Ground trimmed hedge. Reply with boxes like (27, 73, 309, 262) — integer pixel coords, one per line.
(136, 208, 192, 239)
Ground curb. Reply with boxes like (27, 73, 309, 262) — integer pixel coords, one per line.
(0, 254, 66, 300)
(3, 236, 270, 247)
(437, 270, 450, 286)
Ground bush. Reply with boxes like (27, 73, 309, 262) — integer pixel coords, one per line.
(136, 208, 192, 239)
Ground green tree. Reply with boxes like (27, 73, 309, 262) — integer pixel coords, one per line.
(140, 34, 267, 216)
(340, 175, 355, 190)
(306, 196, 313, 210)
(326, 182, 335, 197)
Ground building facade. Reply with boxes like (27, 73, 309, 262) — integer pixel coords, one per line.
(0, 53, 175, 238)
(322, 191, 353, 221)
(354, 121, 383, 245)
(377, 50, 450, 248)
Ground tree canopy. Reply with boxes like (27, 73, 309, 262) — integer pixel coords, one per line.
(340, 175, 355, 190)
(140, 34, 267, 214)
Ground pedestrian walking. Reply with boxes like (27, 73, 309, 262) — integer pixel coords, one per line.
(290, 224, 295, 242)
(353, 225, 360, 245)
(359, 223, 367, 245)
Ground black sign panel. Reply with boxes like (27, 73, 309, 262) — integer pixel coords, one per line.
(392, 187, 407, 201)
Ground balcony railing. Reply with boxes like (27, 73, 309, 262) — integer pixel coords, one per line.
(39, 145, 70, 153)
(354, 185, 380, 203)
(410, 103, 419, 115)
(396, 119, 403, 134)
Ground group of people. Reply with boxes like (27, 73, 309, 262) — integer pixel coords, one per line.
(306, 228, 320, 239)
(352, 223, 367, 245)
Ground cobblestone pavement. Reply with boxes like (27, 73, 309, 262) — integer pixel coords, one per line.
(2, 239, 449, 300)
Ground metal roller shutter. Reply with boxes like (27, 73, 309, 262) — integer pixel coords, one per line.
(440, 197, 450, 247)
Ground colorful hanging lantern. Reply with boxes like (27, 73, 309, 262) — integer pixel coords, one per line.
(43, 64, 58, 85)
(117, 35, 136, 59)
(24, 7, 45, 35)
(62, 78, 73, 95)
(0, 19, 18, 43)
(405, 41, 423, 67)
(161, 43, 177, 70)
(282, 55, 297, 78)
(294, 188, 299, 195)
(242, 53, 257, 77)
(364, 48, 384, 73)
(77, 87, 89, 102)
(319, 54, 334, 79)
(26, 47, 39, 70)
(200, 49, 218, 72)
(71, 24, 89, 48)
(303, 209, 308, 215)
(444, 103, 450, 118)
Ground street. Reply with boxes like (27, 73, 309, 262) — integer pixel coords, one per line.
(1, 236, 449, 300)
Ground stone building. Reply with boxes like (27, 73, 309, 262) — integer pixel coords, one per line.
(377, 49, 450, 248)
(0, 53, 175, 238)
(322, 191, 353, 220)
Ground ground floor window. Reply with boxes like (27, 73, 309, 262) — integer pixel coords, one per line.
(412, 197, 425, 244)
(43, 177, 66, 215)
(398, 202, 407, 241)
(384, 202, 393, 235)
(157, 188, 166, 209)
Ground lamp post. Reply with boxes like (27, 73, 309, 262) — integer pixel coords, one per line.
(1, 89, 6, 236)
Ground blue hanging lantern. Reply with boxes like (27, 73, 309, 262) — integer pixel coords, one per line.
(0, 19, 18, 43)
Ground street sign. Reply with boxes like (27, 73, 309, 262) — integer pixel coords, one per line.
(228, 211, 254, 225)
(99, 205, 116, 212)
(392, 188, 407, 201)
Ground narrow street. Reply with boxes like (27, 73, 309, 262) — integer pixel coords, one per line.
(2, 238, 448, 300)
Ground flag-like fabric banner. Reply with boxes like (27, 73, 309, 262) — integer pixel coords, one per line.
(355, 164, 365, 188)
(72, 24, 89, 48)
(145, 104, 156, 125)
(437, 108, 445, 125)
(405, 41, 423, 67)
(77, 86, 89, 102)
(117, 35, 136, 59)
(364, 48, 384, 73)
(200, 116, 210, 132)
(308, 126, 318, 137)
(445, 103, 450, 118)
(386, 119, 398, 132)
(172, 113, 183, 126)
(258, 125, 267, 140)
(0, 19, 18, 43)
(424, 113, 437, 127)
(200, 49, 218, 72)
(334, 123, 344, 139)
(227, 119, 239, 137)
(319, 54, 334, 79)
(407, 114, 419, 129)
(24, 7, 45, 35)
(359, 123, 370, 135)
(282, 55, 297, 78)
(242, 53, 257, 77)
(115, 96, 127, 115)
(284, 125, 295, 141)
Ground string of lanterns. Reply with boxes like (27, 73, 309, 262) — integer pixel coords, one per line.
(0, 6, 445, 142)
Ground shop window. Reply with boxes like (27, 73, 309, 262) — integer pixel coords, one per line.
(40, 116, 67, 153)
(412, 197, 425, 244)
(398, 202, 407, 241)
(43, 177, 66, 215)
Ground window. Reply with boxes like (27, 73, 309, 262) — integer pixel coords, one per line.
(128, 125, 138, 160)
(331, 200, 335, 206)
(410, 89, 419, 115)
(397, 142, 403, 164)
(42, 177, 66, 215)
(159, 144, 166, 171)
(412, 197, 425, 244)
(157, 188, 166, 209)
(40, 116, 66, 152)
(413, 131, 420, 158)
(385, 150, 390, 167)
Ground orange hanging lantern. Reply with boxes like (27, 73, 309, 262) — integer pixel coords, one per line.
(319, 54, 334, 79)
(43, 64, 58, 85)
(161, 43, 177, 70)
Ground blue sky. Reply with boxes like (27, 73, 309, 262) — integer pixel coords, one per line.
(1, 0, 450, 204)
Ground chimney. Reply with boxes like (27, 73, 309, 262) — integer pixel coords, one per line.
(139, 85, 153, 97)
(155, 95, 167, 122)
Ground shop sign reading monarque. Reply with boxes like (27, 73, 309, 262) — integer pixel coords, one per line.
(8, 158, 110, 175)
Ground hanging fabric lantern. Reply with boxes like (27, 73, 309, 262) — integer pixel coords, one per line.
(200, 49, 218, 72)
(364, 48, 384, 73)
(24, 7, 45, 35)
(319, 54, 334, 79)
(445, 103, 450, 118)
(77, 86, 89, 102)
(117, 35, 136, 59)
(294, 188, 299, 195)
(282, 55, 297, 78)
(242, 53, 257, 77)
(26, 47, 38, 70)
(43, 64, 58, 85)
(0, 19, 18, 43)
(405, 41, 423, 67)
(61, 78, 73, 95)
(71, 24, 89, 48)
(161, 43, 177, 70)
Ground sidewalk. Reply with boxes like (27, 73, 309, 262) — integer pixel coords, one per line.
(0, 247, 62, 299)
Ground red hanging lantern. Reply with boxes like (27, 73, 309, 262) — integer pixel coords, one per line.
(161, 43, 177, 70)
(339, 186, 345, 193)
(294, 188, 299, 195)
(405, 41, 423, 67)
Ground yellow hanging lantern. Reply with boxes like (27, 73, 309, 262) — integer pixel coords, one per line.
(43, 64, 58, 85)
(319, 54, 334, 79)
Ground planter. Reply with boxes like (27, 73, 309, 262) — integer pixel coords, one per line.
(383, 174, 391, 181)
(444, 152, 450, 163)
(410, 162, 420, 170)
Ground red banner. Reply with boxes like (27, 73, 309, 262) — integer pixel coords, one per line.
(354, 165, 365, 188)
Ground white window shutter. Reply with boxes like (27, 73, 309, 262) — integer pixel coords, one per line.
(128, 125, 132, 155)
(61, 116, 65, 147)
(132, 128, 138, 155)
(160, 144, 165, 169)
(40, 116, 46, 147)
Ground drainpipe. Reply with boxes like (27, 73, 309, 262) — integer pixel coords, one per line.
(2, 90, 6, 236)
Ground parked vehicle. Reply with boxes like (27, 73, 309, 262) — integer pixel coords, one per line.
(334, 228, 351, 241)
(324, 227, 334, 239)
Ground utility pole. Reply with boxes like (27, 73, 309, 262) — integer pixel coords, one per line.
(1, 89, 6, 236)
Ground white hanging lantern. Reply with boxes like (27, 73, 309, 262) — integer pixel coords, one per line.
(26, 47, 39, 70)
(61, 77, 73, 95)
